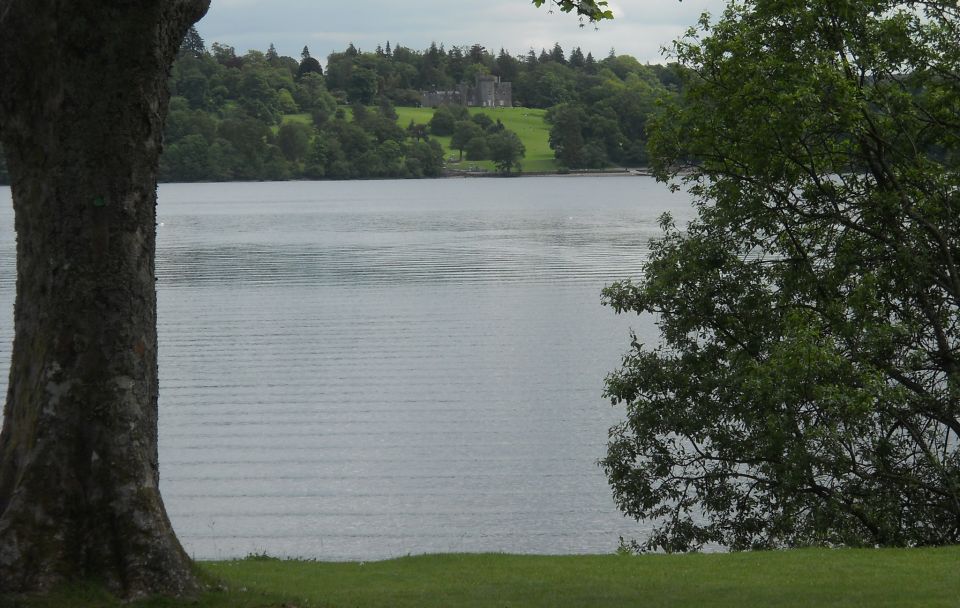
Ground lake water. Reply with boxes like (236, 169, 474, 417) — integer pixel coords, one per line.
(0, 177, 693, 560)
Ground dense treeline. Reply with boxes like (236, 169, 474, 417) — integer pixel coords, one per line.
(326, 43, 681, 168)
(164, 29, 681, 181)
(0, 32, 679, 185)
(316, 39, 679, 170)
(162, 34, 447, 181)
(324, 40, 679, 108)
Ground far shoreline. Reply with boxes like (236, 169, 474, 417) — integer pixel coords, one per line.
(443, 167, 652, 178)
(130, 169, 655, 187)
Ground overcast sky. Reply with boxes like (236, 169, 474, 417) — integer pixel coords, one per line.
(195, 0, 727, 66)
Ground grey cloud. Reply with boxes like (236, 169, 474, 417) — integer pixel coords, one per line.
(197, 0, 726, 63)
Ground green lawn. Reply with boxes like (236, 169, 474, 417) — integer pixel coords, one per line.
(270, 112, 312, 135)
(281, 113, 313, 126)
(8, 547, 959, 608)
(394, 106, 557, 173)
(272, 106, 555, 172)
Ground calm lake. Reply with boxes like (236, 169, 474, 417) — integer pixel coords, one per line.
(0, 176, 693, 560)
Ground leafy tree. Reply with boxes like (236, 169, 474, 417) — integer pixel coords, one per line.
(350, 101, 371, 127)
(211, 41, 240, 68)
(517, 62, 576, 107)
(347, 66, 378, 104)
(582, 112, 621, 155)
(378, 96, 399, 120)
(304, 131, 336, 178)
(525, 48, 538, 66)
(603, 53, 646, 80)
(465, 135, 490, 161)
(160, 133, 212, 181)
(532, 0, 613, 21)
(277, 122, 314, 162)
(262, 144, 292, 180)
(165, 99, 217, 142)
(205, 138, 240, 180)
(274, 54, 301, 80)
(177, 66, 212, 109)
(428, 105, 457, 136)
(488, 130, 525, 174)
(298, 56, 323, 79)
(217, 114, 272, 178)
(355, 148, 386, 177)
(276, 88, 299, 114)
(462, 62, 491, 84)
(294, 72, 336, 115)
(602, 0, 960, 552)
(580, 139, 608, 168)
(179, 25, 205, 58)
(405, 139, 445, 177)
(325, 119, 373, 174)
(569, 46, 585, 69)
(471, 112, 494, 131)
(376, 140, 404, 175)
(584, 51, 597, 73)
(451, 120, 483, 160)
(407, 120, 429, 142)
(495, 48, 520, 83)
(446, 45, 467, 82)
(550, 43, 567, 64)
(469, 43, 487, 64)
(237, 69, 281, 123)
(367, 115, 406, 144)
(547, 103, 586, 168)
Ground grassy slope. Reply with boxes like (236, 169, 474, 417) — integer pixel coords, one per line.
(9, 547, 959, 608)
(281, 113, 312, 126)
(394, 106, 556, 172)
(274, 107, 555, 172)
(271, 112, 312, 135)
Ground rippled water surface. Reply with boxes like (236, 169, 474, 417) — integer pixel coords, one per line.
(0, 177, 692, 559)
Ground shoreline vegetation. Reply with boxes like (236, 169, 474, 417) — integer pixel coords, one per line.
(445, 167, 651, 178)
(146, 168, 653, 187)
(0, 35, 674, 187)
(8, 547, 959, 607)
(146, 33, 673, 185)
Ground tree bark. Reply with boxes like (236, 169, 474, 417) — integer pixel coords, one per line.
(0, 0, 209, 597)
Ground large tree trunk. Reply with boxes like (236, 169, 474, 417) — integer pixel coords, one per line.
(0, 0, 209, 597)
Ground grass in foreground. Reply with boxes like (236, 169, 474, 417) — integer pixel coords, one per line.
(4, 547, 958, 608)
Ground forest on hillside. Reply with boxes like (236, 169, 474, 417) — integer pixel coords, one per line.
(169, 30, 684, 182)
(0, 31, 681, 185)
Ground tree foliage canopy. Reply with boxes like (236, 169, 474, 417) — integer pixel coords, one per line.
(533, 0, 614, 22)
(602, 0, 960, 551)
(146, 35, 678, 184)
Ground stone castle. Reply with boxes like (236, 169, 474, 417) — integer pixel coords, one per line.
(421, 75, 513, 108)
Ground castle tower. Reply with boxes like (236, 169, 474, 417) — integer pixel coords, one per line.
(476, 75, 497, 107)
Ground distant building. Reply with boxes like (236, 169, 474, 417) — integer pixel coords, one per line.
(421, 75, 513, 108)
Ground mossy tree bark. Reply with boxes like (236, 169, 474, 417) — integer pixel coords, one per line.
(0, 0, 209, 597)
